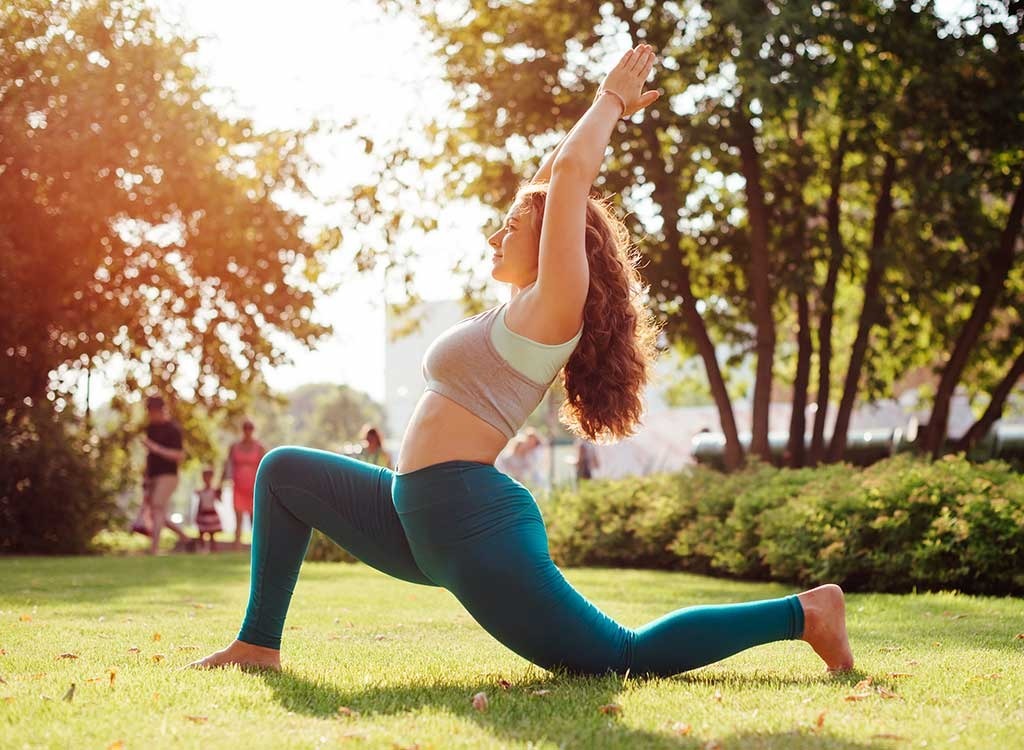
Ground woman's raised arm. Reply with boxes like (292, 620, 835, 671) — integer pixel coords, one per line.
(529, 44, 660, 321)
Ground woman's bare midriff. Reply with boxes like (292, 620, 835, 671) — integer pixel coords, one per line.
(394, 391, 510, 475)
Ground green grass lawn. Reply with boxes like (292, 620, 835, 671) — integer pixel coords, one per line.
(1, 553, 1021, 749)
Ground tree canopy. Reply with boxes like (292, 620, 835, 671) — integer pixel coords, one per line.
(1, 0, 339, 419)
(363, 0, 1023, 467)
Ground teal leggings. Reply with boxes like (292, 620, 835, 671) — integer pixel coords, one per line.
(239, 447, 804, 676)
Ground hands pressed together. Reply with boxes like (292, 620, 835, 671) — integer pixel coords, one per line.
(596, 42, 661, 118)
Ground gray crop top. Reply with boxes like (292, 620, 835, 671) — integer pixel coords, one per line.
(421, 301, 584, 439)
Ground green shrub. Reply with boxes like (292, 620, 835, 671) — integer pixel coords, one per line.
(544, 475, 684, 568)
(1, 407, 121, 554)
(305, 529, 357, 562)
(544, 454, 1024, 595)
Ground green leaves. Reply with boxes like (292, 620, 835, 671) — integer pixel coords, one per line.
(2, 0, 336, 417)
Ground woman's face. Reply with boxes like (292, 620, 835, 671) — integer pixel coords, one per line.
(487, 201, 539, 288)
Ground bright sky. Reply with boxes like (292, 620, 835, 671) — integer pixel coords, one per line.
(156, 0, 495, 402)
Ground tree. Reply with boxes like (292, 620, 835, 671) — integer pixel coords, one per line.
(362, 0, 1023, 468)
(1, 0, 344, 549)
(1, 0, 338, 418)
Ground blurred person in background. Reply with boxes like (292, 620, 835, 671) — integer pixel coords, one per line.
(138, 395, 193, 555)
(221, 419, 266, 550)
(359, 425, 392, 469)
(195, 467, 223, 553)
(575, 438, 600, 481)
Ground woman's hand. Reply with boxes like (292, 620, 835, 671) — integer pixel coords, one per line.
(596, 43, 661, 118)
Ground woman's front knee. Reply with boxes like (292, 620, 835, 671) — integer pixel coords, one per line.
(255, 446, 310, 487)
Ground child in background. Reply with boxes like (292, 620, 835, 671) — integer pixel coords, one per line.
(194, 467, 222, 552)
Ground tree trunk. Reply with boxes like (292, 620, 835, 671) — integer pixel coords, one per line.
(788, 290, 812, 467)
(642, 116, 745, 470)
(953, 345, 1024, 454)
(826, 152, 897, 463)
(922, 178, 1024, 457)
(680, 279, 745, 470)
(810, 128, 850, 465)
(736, 110, 776, 462)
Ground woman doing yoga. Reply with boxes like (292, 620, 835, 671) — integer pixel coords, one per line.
(192, 44, 853, 676)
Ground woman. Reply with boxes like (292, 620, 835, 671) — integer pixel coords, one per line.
(219, 419, 266, 550)
(193, 44, 852, 675)
(359, 425, 392, 469)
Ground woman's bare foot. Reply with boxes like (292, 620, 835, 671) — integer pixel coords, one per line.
(188, 639, 281, 671)
(797, 584, 854, 672)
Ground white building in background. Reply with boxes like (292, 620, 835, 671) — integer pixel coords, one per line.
(384, 298, 995, 482)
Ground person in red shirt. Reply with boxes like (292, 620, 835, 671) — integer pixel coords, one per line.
(220, 419, 266, 550)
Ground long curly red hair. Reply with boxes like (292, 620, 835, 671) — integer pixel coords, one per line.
(513, 182, 661, 444)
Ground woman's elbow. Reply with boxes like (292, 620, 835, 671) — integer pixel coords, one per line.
(551, 154, 587, 178)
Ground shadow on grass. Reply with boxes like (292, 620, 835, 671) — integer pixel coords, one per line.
(255, 667, 879, 749)
(5, 554, 1020, 656)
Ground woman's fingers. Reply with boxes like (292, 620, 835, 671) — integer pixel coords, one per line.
(632, 45, 655, 76)
(627, 45, 645, 73)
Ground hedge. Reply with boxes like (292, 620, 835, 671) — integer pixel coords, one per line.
(544, 454, 1024, 596)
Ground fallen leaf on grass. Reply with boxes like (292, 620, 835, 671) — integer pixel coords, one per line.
(669, 721, 692, 736)
(152, 632, 161, 642)
(0, 649, 6, 655)
(877, 687, 902, 700)
(472, 692, 488, 712)
(391, 744, 419, 750)
(184, 715, 208, 723)
(968, 672, 1002, 681)
(19, 615, 31, 622)
(703, 741, 723, 750)
(598, 703, 622, 716)
(127, 647, 141, 655)
(3, 696, 14, 704)
(107, 741, 125, 750)
(853, 677, 873, 691)
(845, 693, 873, 702)
(86, 676, 105, 684)
(340, 730, 368, 742)
(30, 673, 47, 680)
(1013, 632, 1024, 640)
(337, 706, 360, 717)
(109, 669, 116, 687)
(815, 711, 827, 730)
(497, 678, 511, 690)
(151, 654, 165, 663)
(152, 692, 160, 702)
(56, 653, 79, 660)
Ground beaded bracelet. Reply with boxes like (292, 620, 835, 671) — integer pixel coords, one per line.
(596, 89, 627, 119)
